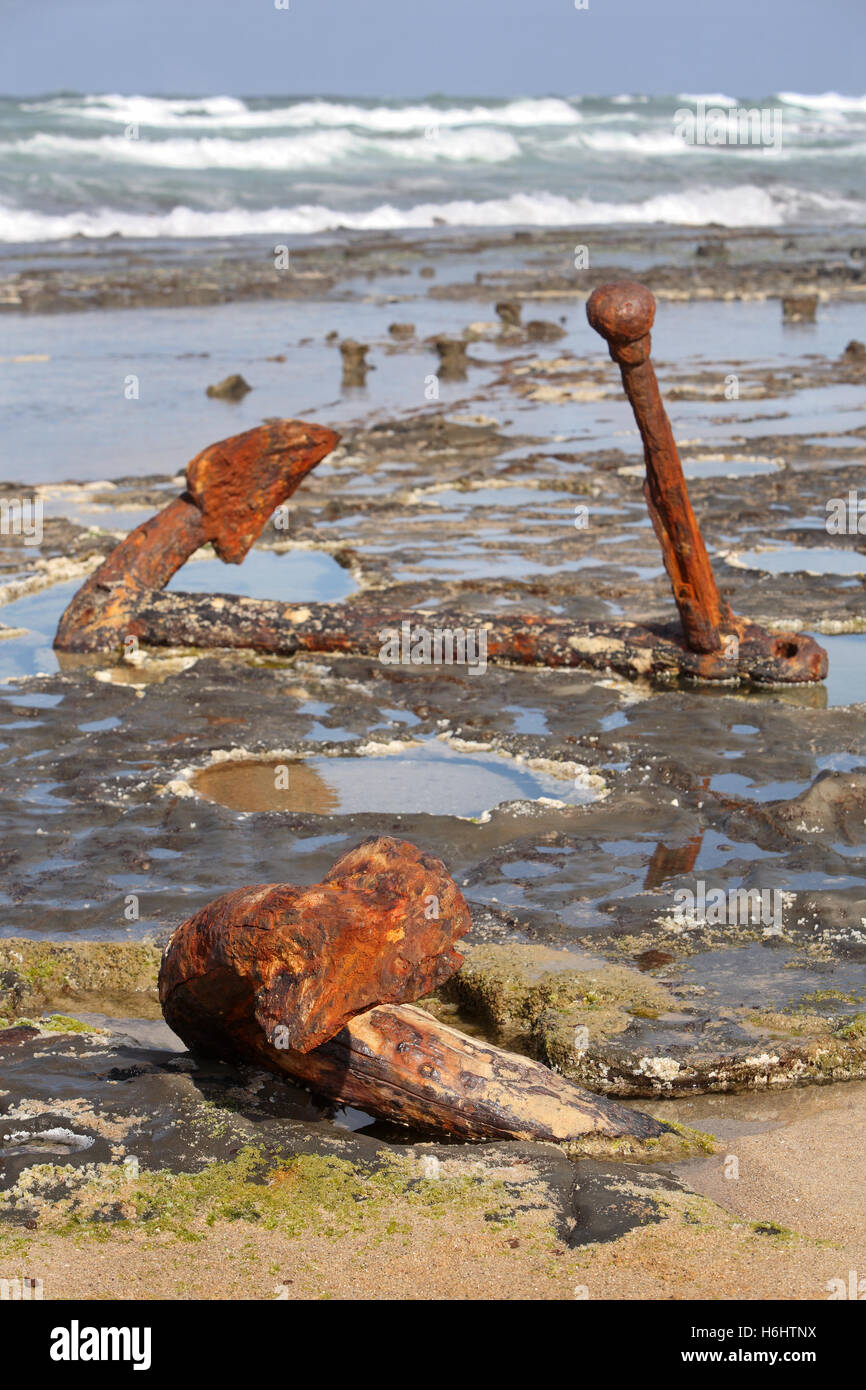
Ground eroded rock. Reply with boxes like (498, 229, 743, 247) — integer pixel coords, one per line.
(782, 294, 818, 322)
(205, 374, 252, 401)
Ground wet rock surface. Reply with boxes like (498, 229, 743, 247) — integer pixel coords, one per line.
(0, 1024, 395, 1205)
(0, 1022, 668, 1248)
(1, 227, 864, 1276)
(205, 373, 252, 401)
(1, 226, 864, 315)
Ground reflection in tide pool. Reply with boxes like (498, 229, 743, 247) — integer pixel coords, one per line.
(806, 633, 865, 708)
(734, 547, 866, 577)
(166, 548, 357, 601)
(190, 740, 596, 818)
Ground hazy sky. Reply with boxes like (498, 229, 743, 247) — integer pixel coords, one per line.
(1, 0, 862, 98)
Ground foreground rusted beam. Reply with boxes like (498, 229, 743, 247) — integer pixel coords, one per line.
(54, 420, 339, 653)
(262, 1002, 668, 1145)
(586, 282, 827, 682)
(133, 591, 826, 685)
(160, 838, 667, 1145)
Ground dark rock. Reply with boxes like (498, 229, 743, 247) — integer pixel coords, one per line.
(769, 769, 866, 845)
(695, 240, 728, 259)
(496, 300, 522, 328)
(782, 294, 818, 322)
(569, 1161, 683, 1245)
(526, 319, 566, 342)
(633, 949, 677, 972)
(340, 339, 371, 384)
(433, 335, 469, 379)
(205, 374, 252, 401)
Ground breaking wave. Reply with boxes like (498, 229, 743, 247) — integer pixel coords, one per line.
(20, 94, 583, 132)
(1, 183, 861, 242)
(13, 127, 523, 169)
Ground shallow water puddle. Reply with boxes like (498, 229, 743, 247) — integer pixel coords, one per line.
(805, 633, 865, 707)
(166, 547, 358, 602)
(732, 546, 866, 576)
(0, 579, 81, 679)
(506, 705, 550, 735)
(0, 1127, 95, 1157)
(393, 553, 577, 582)
(674, 942, 866, 1017)
(419, 485, 575, 510)
(189, 740, 594, 817)
(709, 772, 812, 802)
(681, 456, 783, 480)
(802, 434, 866, 450)
(50, 503, 156, 533)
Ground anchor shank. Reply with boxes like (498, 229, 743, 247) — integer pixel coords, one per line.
(620, 350, 729, 653)
(587, 281, 728, 655)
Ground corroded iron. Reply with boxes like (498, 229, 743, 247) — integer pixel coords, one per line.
(130, 596, 824, 685)
(160, 837, 470, 1055)
(159, 837, 668, 1144)
(53, 299, 828, 685)
(586, 281, 827, 683)
(54, 420, 339, 653)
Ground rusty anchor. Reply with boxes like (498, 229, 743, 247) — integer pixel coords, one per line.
(54, 285, 827, 685)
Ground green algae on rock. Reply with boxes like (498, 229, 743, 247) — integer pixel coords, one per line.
(0, 939, 162, 1018)
(441, 940, 866, 1098)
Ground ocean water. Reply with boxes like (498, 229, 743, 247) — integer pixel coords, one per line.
(1, 90, 865, 241)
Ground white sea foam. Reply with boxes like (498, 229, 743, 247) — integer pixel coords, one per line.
(22, 94, 582, 131)
(565, 130, 692, 155)
(5, 92, 864, 244)
(14, 127, 523, 169)
(777, 91, 866, 113)
(677, 93, 740, 107)
(1, 182, 859, 243)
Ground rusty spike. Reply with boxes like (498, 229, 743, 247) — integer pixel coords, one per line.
(587, 281, 828, 683)
(186, 420, 336, 565)
(587, 281, 728, 653)
(54, 420, 339, 653)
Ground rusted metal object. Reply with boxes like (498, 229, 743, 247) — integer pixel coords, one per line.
(160, 837, 668, 1145)
(270, 1003, 667, 1145)
(54, 420, 339, 653)
(54, 305, 827, 685)
(130, 595, 823, 685)
(587, 282, 727, 654)
(160, 837, 470, 1054)
(586, 281, 827, 683)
